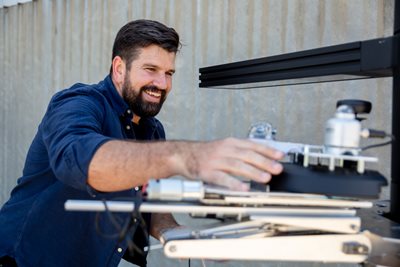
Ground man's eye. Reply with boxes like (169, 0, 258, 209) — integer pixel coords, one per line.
(146, 68, 156, 72)
(166, 72, 174, 77)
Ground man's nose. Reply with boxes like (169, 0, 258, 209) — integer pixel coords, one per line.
(153, 74, 168, 89)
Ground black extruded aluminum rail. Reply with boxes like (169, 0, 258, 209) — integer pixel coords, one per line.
(199, 36, 398, 88)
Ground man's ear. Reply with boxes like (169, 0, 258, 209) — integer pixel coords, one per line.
(111, 56, 126, 86)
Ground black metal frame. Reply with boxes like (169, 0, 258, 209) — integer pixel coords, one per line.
(390, 0, 400, 223)
(199, 36, 398, 88)
(199, 0, 400, 222)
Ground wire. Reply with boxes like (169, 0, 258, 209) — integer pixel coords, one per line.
(361, 133, 395, 151)
(94, 194, 149, 258)
(94, 199, 123, 239)
(124, 193, 149, 257)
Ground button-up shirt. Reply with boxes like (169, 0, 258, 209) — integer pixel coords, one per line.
(0, 75, 165, 267)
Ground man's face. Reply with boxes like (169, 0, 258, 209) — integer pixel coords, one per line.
(121, 45, 176, 118)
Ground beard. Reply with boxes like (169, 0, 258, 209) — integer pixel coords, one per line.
(121, 75, 167, 118)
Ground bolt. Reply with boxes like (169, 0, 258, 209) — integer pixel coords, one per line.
(358, 246, 366, 254)
(350, 224, 359, 231)
(169, 245, 177, 253)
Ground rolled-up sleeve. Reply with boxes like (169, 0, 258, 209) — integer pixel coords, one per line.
(41, 92, 112, 191)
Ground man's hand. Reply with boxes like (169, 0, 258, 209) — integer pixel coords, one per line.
(89, 138, 284, 192)
(173, 137, 284, 191)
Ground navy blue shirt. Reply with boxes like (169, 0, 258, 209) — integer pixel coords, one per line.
(0, 76, 165, 267)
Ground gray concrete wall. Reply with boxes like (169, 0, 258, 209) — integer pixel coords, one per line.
(0, 0, 395, 266)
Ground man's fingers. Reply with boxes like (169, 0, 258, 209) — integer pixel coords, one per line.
(186, 138, 285, 190)
(208, 171, 249, 191)
(232, 138, 285, 160)
(215, 157, 272, 183)
(232, 148, 283, 175)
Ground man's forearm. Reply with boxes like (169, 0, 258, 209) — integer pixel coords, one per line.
(88, 138, 285, 192)
(87, 140, 187, 192)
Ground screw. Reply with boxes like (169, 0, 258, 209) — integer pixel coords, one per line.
(350, 224, 359, 231)
(358, 246, 366, 254)
(169, 245, 177, 253)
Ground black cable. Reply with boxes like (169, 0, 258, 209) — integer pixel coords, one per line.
(367, 129, 387, 138)
(123, 192, 150, 257)
(93, 195, 149, 257)
(94, 199, 124, 239)
(361, 133, 395, 151)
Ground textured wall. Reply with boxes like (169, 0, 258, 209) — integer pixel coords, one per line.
(0, 0, 395, 266)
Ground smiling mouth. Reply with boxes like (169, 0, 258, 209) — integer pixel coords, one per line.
(144, 89, 162, 98)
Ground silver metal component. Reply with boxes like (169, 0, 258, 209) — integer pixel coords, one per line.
(324, 105, 362, 156)
(343, 242, 369, 255)
(360, 128, 370, 138)
(145, 179, 373, 209)
(251, 138, 304, 154)
(248, 122, 276, 140)
(65, 200, 360, 216)
(146, 179, 204, 201)
(250, 118, 378, 174)
(64, 200, 135, 212)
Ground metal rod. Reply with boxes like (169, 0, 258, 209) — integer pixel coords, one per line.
(64, 200, 357, 216)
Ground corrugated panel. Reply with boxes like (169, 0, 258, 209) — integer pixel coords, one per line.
(0, 0, 394, 211)
(0, 1, 394, 266)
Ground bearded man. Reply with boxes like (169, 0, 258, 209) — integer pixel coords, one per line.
(0, 19, 283, 267)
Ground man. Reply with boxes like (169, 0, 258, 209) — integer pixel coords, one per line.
(0, 19, 283, 267)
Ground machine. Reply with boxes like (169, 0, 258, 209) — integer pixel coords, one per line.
(65, 100, 399, 266)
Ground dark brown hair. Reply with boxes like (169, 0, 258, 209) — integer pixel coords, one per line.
(110, 19, 181, 74)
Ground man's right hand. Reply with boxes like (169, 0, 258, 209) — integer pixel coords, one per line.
(173, 137, 284, 191)
(89, 138, 284, 192)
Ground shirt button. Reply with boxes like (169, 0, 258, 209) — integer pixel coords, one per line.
(126, 125, 131, 130)
(134, 186, 139, 191)
(127, 109, 132, 114)
(117, 248, 123, 253)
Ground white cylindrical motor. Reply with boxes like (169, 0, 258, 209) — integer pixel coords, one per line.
(324, 105, 361, 156)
